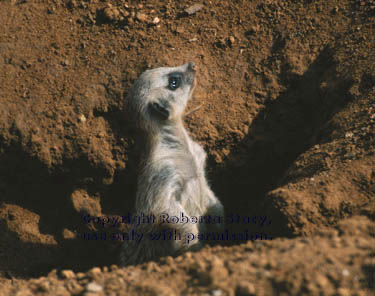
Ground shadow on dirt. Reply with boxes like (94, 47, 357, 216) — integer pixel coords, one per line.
(209, 46, 354, 241)
(0, 143, 124, 278)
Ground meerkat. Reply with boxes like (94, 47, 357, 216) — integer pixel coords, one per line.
(120, 62, 224, 266)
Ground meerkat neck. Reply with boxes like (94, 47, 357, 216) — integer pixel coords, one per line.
(144, 119, 191, 154)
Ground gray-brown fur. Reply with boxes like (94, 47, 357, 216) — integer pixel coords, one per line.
(120, 62, 224, 266)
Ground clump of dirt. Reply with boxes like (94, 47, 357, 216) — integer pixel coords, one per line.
(0, 0, 374, 295)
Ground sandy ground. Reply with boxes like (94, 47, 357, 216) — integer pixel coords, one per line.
(0, 0, 374, 295)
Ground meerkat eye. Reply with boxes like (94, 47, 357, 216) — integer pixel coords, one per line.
(168, 74, 182, 91)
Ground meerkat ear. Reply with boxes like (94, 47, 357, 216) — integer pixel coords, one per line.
(148, 99, 171, 121)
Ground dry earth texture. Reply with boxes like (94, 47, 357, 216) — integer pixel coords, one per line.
(0, 0, 374, 295)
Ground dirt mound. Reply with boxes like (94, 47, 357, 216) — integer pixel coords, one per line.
(0, 0, 374, 295)
(1, 216, 374, 295)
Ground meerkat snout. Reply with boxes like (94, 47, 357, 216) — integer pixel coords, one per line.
(120, 62, 224, 266)
(188, 61, 197, 71)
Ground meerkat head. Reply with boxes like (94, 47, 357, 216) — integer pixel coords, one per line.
(127, 62, 196, 130)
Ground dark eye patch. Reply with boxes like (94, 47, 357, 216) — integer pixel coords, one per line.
(168, 72, 183, 91)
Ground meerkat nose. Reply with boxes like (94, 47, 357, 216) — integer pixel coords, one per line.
(187, 62, 197, 71)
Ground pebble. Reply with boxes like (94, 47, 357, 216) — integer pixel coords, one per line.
(79, 114, 86, 122)
(250, 25, 259, 33)
(61, 270, 76, 279)
(62, 228, 75, 239)
(88, 267, 101, 278)
(211, 289, 223, 296)
(103, 7, 120, 22)
(67, 282, 84, 294)
(342, 269, 350, 277)
(136, 12, 148, 22)
(86, 282, 103, 293)
(236, 281, 256, 295)
(345, 131, 353, 138)
(35, 280, 50, 291)
(145, 261, 161, 272)
(77, 272, 86, 279)
(48, 269, 58, 278)
(185, 4, 204, 15)
(110, 265, 118, 271)
(152, 17, 160, 24)
(316, 274, 329, 287)
(337, 288, 351, 296)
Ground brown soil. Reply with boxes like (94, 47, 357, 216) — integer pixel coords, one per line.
(0, 0, 374, 295)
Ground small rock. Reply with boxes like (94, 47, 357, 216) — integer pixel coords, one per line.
(84, 293, 101, 296)
(35, 280, 50, 291)
(229, 36, 235, 44)
(176, 26, 184, 34)
(77, 272, 86, 279)
(48, 269, 58, 278)
(86, 282, 103, 293)
(345, 131, 353, 138)
(71, 189, 102, 220)
(120, 9, 130, 17)
(255, 90, 267, 98)
(146, 261, 161, 272)
(342, 269, 350, 277)
(250, 25, 259, 33)
(67, 0, 77, 9)
(67, 282, 84, 294)
(47, 7, 55, 14)
(207, 256, 228, 283)
(136, 12, 148, 22)
(79, 114, 86, 122)
(236, 281, 256, 296)
(15, 290, 33, 296)
(88, 12, 96, 24)
(102, 177, 114, 185)
(185, 3, 204, 15)
(331, 6, 339, 14)
(61, 269, 75, 279)
(103, 7, 120, 22)
(211, 289, 223, 296)
(62, 228, 76, 239)
(152, 17, 160, 24)
(337, 288, 351, 296)
(316, 274, 329, 288)
(88, 267, 101, 278)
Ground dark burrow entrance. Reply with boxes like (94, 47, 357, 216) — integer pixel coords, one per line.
(0, 47, 354, 279)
